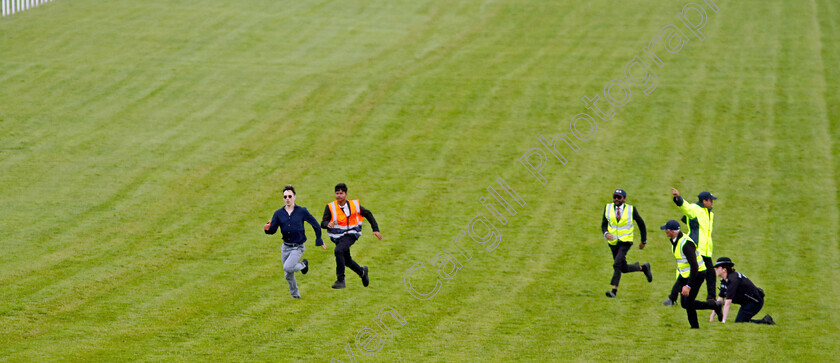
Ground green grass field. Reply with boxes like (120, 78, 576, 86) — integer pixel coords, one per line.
(2, 0, 839, 361)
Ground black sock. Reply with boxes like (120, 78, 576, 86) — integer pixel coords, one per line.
(611, 288, 617, 294)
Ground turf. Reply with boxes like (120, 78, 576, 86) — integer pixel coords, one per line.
(1, 0, 838, 361)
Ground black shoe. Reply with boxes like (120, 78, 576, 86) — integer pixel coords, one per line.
(293, 296, 301, 299)
(605, 291, 616, 298)
(714, 300, 723, 322)
(331, 280, 346, 289)
(361, 266, 369, 287)
(642, 263, 653, 282)
(663, 298, 675, 306)
(761, 314, 775, 325)
(301, 259, 309, 275)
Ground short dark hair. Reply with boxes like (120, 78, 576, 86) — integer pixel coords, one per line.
(335, 183, 347, 193)
(283, 185, 296, 195)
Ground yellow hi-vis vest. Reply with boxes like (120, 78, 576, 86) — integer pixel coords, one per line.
(678, 202, 715, 257)
(674, 234, 706, 278)
(604, 203, 634, 244)
(327, 200, 364, 240)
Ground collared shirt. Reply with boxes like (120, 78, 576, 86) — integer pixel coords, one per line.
(265, 206, 323, 246)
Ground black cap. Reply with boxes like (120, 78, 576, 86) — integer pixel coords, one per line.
(698, 191, 718, 201)
(714, 257, 734, 268)
(660, 220, 680, 230)
(613, 189, 627, 198)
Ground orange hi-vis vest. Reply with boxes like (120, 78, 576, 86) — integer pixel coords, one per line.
(327, 200, 364, 240)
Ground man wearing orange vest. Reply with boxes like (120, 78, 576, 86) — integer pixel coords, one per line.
(321, 183, 383, 289)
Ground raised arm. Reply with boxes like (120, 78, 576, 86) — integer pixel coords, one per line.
(672, 188, 682, 205)
(674, 195, 697, 219)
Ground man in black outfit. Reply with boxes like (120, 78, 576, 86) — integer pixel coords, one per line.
(600, 189, 652, 298)
(321, 183, 382, 289)
(709, 257, 775, 324)
(661, 220, 722, 328)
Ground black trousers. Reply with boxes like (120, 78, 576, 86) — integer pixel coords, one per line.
(334, 235, 364, 281)
(701, 256, 716, 300)
(668, 257, 716, 301)
(668, 278, 681, 302)
(609, 242, 641, 286)
(736, 290, 767, 323)
(679, 270, 718, 328)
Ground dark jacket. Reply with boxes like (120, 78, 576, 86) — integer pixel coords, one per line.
(719, 272, 765, 305)
(265, 206, 323, 246)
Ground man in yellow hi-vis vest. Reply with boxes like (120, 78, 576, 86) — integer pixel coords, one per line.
(321, 183, 383, 289)
(664, 188, 718, 305)
(601, 189, 652, 298)
(661, 220, 722, 329)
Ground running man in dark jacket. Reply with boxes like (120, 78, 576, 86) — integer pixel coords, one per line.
(264, 185, 324, 299)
